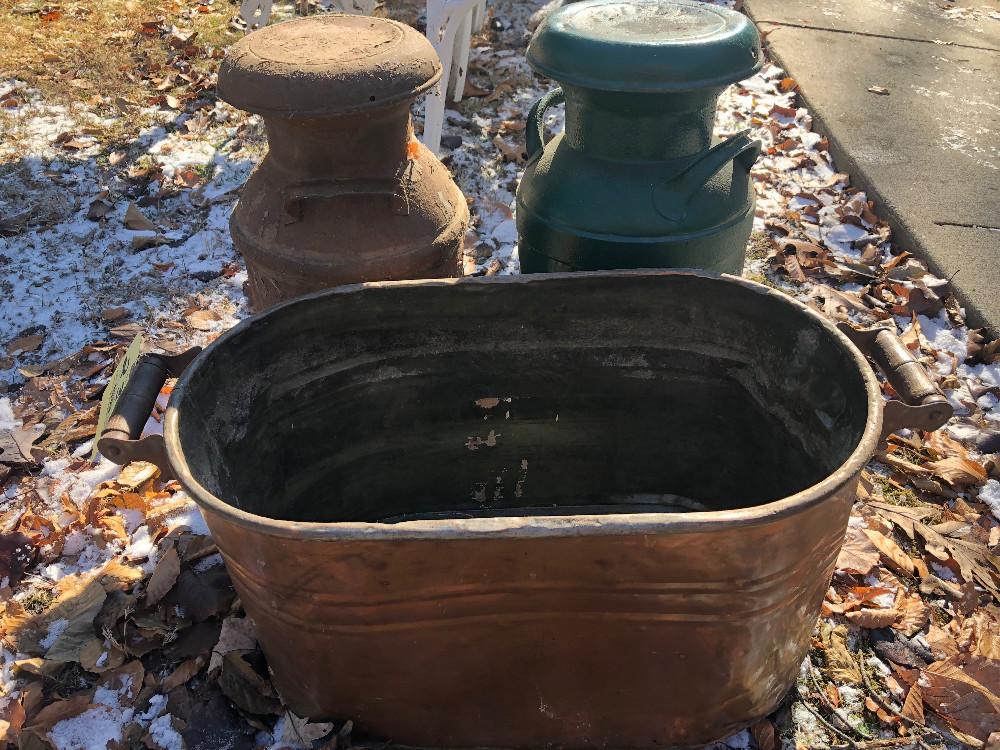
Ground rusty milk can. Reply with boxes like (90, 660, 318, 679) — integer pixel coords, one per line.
(217, 15, 469, 309)
(517, 0, 762, 274)
(102, 271, 952, 748)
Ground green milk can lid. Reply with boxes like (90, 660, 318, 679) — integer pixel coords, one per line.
(527, 0, 762, 92)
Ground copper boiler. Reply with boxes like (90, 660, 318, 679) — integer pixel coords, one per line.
(105, 272, 951, 747)
(217, 15, 468, 309)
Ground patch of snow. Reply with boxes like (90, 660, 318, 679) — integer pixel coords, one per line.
(139, 694, 168, 723)
(121, 509, 146, 535)
(193, 552, 224, 572)
(50, 705, 133, 750)
(71, 440, 94, 458)
(163, 494, 211, 536)
(39, 619, 69, 650)
(0, 398, 19, 430)
(147, 714, 184, 750)
(93, 674, 133, 708)
(979, 479, 1000, 521)
(931, 562, 958, 581)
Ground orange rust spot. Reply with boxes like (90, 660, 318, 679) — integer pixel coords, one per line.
(406, 139, 421, 159)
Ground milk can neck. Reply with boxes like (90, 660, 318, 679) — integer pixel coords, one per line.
(561, 87, 722, 162)
(262, 103, 413, 177)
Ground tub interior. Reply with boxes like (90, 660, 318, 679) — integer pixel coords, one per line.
(176, 274, 872, 522)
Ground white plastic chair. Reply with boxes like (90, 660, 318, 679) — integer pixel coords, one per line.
(237, 0, 486, 154)
(423, 0, 487, 154)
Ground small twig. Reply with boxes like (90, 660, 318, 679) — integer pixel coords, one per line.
(852, 651, 942, 750)
(833, 738, 927, 749)
(809, 655, 874, 740)
(799, 697, 859, 748)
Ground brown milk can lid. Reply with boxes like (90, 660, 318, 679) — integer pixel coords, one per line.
(217, 14, 442, 117)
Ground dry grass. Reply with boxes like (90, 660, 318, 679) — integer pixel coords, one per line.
(0, 0, 242, 151)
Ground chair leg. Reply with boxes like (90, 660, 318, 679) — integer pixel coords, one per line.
(471, 0, 485, 30)
(423, 2, 460, 154)
(451, 9, 474, 103)
(240, 0, 273, 30)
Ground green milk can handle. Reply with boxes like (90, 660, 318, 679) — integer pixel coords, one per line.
(526, 87, 565, 160)
(653, 131, 761, 222)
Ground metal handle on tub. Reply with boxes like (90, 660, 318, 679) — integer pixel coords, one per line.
(837, 323, 952, 440)
(97, 348, 201, 479)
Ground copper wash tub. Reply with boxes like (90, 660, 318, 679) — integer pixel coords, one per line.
(127, 271, 948, 748)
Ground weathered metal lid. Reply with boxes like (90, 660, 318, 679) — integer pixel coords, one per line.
(527, 0, 761, 92)
(217, 14, 442, 117)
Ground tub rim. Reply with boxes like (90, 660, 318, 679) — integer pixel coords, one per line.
(164, 269, 883, 540)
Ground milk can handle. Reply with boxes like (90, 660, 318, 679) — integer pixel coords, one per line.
(653, 132, 760, 222)
(282, 178, 410, 223)
(837, 323, 952, 440)
(97, 348, 201, 479)
(526, 88, 564, 161)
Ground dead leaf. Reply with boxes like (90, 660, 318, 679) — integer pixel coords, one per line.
(962, 611, 1000, 660)
(209, 616, 256, 673)
(98, 660, 144, 703)
(128, 192, 161, 218)
(826, 624, 862, 685)
(922, 656, 1000, 743)
(98, 558, 144, 592)
(845, 608, 900, 629)
(0, 532, 38, 588)
(161, 656, 204, 692)
(162, 568, 234, 622)
(901, 682, 925, 725)
(272, 710, 334, 747)
(145, 545, 180, 605)
(967, 329, 1000, 366)
(132, 233, 169, 251)
(100, 307, 129, 324)
(183, 309, 221, 331)
(869, 502, 937, 540)
(0, 697, 25, 745)
(118, 461, 159, 488)
(492, 134, 526, 165)
(749, 718, 777, 750)
(914, 522, 1000, 602)
(836, 525, 880, 575)
(23, 694, 91, 735)
(868, 85, 890, 95)
(87, 199, 113, 221)
(79, 638, 125, 673)
(45, 581, 108, 662)
(925, 456, 988, 488)
(6, 335, 44, 356)
(893, 592, 929, 637)
(862, 528, 916, 577)
(219, 651, 282, 715)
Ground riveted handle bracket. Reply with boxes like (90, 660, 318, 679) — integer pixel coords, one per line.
(97, 348, 201, 479)
(837, 323, 952, 440)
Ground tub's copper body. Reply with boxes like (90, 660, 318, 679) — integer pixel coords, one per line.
(217, 15, 467, 310)
(205, 492, 851, 746)
(155, 272, 950, 748)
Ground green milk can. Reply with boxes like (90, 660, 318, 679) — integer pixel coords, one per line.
(516, 0, 762, 274)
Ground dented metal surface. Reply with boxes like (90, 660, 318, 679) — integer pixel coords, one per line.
(137, 271, 951, 748)
(217, 15, 468, 310)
